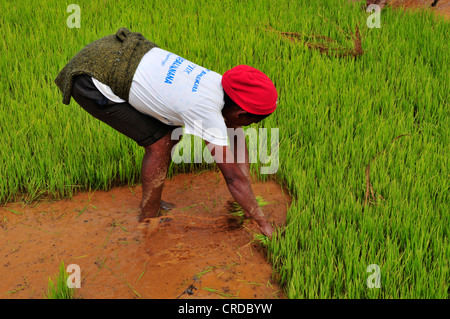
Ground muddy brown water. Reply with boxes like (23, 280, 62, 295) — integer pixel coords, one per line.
(0, 170, 291, 299)
(390, 0, 450, 19)
(353, 0, 450, 19)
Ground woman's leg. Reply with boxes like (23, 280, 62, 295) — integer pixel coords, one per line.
(139, 129, 179, 221)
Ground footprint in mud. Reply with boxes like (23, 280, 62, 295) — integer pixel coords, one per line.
(160, 200, 176, 211)
(136, 216, 174, 234)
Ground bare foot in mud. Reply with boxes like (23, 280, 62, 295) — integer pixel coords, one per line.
(160, 200, 175, 210)
(138, 200, 175, 222)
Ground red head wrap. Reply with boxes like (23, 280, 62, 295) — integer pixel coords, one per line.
(221, 65, 278, 115)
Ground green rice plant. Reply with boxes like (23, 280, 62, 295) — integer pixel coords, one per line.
(254, 233, 270, 247)
(45, 261, 74, 299)
(228, 195, 269, 223)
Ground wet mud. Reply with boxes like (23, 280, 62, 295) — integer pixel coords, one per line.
(0, 170, 291, 299)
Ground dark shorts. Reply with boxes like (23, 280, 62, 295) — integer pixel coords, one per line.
(71, 74, 178, 147)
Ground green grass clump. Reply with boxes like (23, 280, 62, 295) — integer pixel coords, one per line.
(254, 233, 270, 247)
(228, 195, 269, 222)
(228, 195, 272, 246)
(45, 261, 74, 299)
(229, 195, 269, 215)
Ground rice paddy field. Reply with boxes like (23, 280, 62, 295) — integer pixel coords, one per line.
(1, 0, 449, 298)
